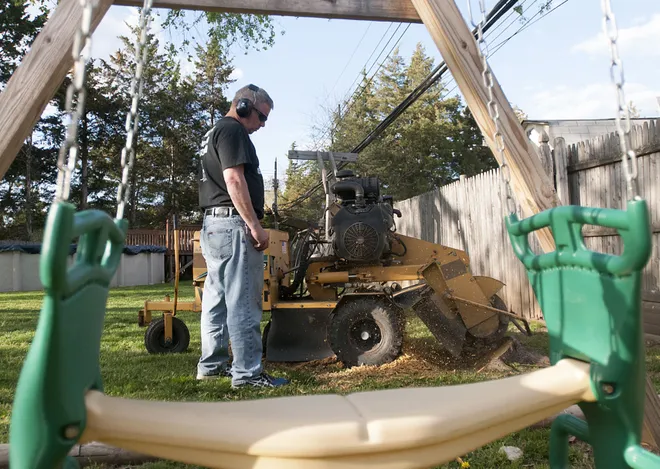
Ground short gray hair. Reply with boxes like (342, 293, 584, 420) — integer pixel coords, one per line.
(232, 84, 274, 110)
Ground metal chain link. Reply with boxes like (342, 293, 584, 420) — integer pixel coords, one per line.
(54, 0, 99, 202)
(116, 0, 154, 219)
(601, 0, 639, 200)
(467, 0, 517, 215)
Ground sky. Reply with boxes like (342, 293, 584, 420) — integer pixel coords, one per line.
(87, 0, 660, 186)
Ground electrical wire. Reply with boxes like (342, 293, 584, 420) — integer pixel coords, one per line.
(313, 23, 411, 149)
(280, 0, 569, 212)
(279, 0, 517, 212)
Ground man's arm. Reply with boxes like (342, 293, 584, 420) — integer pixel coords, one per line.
(223, 165, 268, 249)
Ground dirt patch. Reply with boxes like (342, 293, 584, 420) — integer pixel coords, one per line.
(500, 336, 550, 365)
(476, 336, 550, 372)
(273, 333, 549, 390)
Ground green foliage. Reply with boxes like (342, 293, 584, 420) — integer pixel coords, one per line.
(188, 35, 235, 126)
(0, 0, 48, 83)
(159, 10, 282, 61)
(1, 3, 281, 238)
(279, 43, 499, 223)
(328, 43, 498, 203)
(514, 1, 554, 22)
(279, 159, 325, 224)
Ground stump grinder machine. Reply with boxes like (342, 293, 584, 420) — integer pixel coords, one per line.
(138, 151, 531, 367)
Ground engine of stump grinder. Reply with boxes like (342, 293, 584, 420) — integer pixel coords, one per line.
(260, 150, 530, 367)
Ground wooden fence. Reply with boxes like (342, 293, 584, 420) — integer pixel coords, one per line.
(394, 119, 660, 324)
(125, 224, 200, 255)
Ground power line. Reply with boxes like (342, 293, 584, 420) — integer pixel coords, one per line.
(387, 0, 572, 125)
(314, 23, 411, 149)
(337, 23, 396, 110)
(279, 1, 515, 212)
(484, 0, 542, 46)
(352, 0, 520, 154)
(308, 23, 399, 150)
(280, 0, 565, 212)
(489, 0, 569, 51)
(316, 0, 528, 152)
(325, 22, 374, 104)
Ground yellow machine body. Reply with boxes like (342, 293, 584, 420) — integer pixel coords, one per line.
(139, 223, 529, 365)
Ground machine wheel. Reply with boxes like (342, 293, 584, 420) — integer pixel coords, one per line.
(466, 294, 510, 345)
(329, 297, 404, 367)
(144, 316, 190, 354)
(262, 320, 271, 358)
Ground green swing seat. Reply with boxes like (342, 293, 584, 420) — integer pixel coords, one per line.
(506, 198, 659, 468)
(10, 202, 128, 469)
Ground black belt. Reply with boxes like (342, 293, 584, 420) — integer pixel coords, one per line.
(204, 206, 240, 217)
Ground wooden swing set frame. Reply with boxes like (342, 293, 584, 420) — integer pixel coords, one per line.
(2, 0, 660, 467)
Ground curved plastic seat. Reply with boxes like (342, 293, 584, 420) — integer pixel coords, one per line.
(81, 358, 594, 469)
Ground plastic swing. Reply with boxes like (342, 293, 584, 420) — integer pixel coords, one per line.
(6, 0, 659, 468)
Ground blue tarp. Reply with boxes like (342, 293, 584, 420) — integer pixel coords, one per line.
(0, 243, 166, 255)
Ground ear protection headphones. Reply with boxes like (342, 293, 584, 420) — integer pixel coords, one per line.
(236, 84, 260, 118)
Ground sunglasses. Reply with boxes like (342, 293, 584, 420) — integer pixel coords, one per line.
(254, 108, 268, 123)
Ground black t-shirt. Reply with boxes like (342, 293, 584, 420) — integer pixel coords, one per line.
(198, 116, 265, 219)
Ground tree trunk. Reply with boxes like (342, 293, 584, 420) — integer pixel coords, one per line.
(24, 133, 33, 240)
(80, 112, 89, 209)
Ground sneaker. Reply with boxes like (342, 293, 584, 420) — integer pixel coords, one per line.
(196, 366, 232, 380)
(231, 372, 290, 389)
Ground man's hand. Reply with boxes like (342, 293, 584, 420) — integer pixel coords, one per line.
(249, 224, 269, 251)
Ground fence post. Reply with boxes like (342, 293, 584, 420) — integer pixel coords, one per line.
(553, 137, 570, 205)
(537, 130, 554, 181)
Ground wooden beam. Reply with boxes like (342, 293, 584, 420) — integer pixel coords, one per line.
(288, 150, 359, 162)
(0, 0, 113, 181)
(113, 0, 423, 23)
(409, 0, 660, 448)
(409, 0, 559, 252)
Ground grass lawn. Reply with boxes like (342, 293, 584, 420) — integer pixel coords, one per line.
(2, 283, 660, 469)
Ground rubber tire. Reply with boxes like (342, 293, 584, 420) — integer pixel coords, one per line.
(262, 321, 271, 359)
(329, 297, 404, 367)
(466, 294, 510, 345)
(144, 316, 190, 354)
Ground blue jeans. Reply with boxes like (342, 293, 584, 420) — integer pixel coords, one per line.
(197, 214, 264, 385)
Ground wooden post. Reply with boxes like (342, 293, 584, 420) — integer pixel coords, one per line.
(553, 137, 570, 205)
(410, 0, 660, 449)
(409, 0, 559, 253)
(537, 130, 553, 180)
(0, 0, 113, 181)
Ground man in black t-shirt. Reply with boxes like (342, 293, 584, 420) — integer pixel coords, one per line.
(196, 84, 289, 389)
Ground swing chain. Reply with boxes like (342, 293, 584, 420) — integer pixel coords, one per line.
(54, 0, 99, 202)
(600, 0, 639, 200)
(116, 0, 154, 219)
(467, 0, 516, 215)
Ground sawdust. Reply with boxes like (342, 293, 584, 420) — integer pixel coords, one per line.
(500, 336, 550, 366)
(273, 333, 550, 390)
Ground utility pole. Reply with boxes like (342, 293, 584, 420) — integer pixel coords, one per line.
(273, 158, 279, 230)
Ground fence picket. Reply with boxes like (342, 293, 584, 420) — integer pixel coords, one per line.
(395, 122, 660, 320)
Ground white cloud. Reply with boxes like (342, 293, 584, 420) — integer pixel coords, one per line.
(528, 81, 660, 119)
(90, 7, 172, 61)
(229, 68, 244, 80)
(571, 14, 660, 58)
(90, 7, 137, 60)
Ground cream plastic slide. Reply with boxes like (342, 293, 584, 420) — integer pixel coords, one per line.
(80, 358, 595, 469)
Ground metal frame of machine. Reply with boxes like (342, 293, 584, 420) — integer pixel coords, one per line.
(138, 150, 531, 366)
